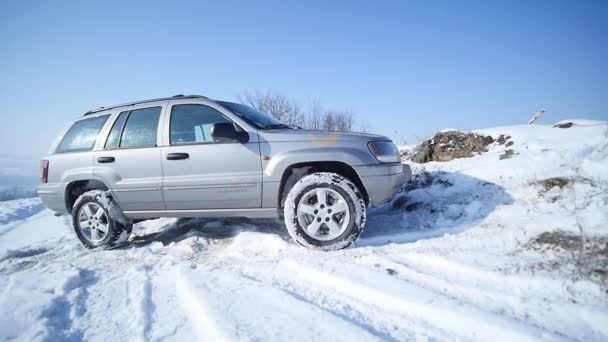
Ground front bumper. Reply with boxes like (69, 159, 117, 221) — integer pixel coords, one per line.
(354, 163, 412, 207)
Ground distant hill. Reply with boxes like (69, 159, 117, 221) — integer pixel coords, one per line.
(0, 154, 39, 200)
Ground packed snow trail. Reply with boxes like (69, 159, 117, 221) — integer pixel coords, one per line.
(0, 121, 607, 341)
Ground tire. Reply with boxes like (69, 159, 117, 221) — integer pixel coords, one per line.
(284, 172, 366, 250)
(71, 190, 132, 249)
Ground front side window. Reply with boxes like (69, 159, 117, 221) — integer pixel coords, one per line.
(117, 107, 161, 148)
(56, 115, 109, 153)
(170, 104, 232, 144)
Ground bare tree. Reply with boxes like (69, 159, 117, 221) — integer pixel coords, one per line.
(322, 111, 336, 131)
(283, 102, 304, 127)
(306, 101, 323, 130)
(238, 90, 304, 126)
(358, 120, 371, 133)
(332, 109, 355, 131)
(238, 90, 360, 132)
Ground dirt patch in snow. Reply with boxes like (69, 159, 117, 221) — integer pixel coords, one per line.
(537, 176, 597, 189)
(554, 122, 574, 129)
(531, 231, 598, 251)
(535, 176, 600, 203)
(538, 177, 570, 191)
(410, 131, 495, 163)
(524, 231, 608, 288)
(400, 170, 454, 196)
(495, 134, 511, 145)
(499, 149, 515, 160)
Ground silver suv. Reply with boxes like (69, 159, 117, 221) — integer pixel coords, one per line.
(38, 95, 411, 250)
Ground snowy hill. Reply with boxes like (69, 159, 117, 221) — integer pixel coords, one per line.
(0, 121, 607, 341)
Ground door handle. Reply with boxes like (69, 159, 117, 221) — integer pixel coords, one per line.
(166, 153, 189, 160)
(97, 156, 115, 163)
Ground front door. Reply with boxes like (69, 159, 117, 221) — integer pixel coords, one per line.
(93, 105, 165, 211)
(161, 103, 262, 210)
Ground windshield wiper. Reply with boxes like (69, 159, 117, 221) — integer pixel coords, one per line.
(263, 124, 291, 130)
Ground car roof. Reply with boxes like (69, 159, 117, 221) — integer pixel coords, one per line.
(83, 94, 208, 116)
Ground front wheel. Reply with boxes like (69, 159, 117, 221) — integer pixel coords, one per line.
(71, 190, 132, 249)
(284, 172, 366, 250)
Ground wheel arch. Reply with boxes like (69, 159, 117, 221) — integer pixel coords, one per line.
(64, 179, 110, 212)
(278, 161, 369, 211)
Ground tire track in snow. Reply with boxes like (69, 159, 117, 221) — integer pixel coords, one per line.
(246, 269, 443, 341)
(36, 268, 98, 341)
(175, 265, 383, 341)
(270, 258, 563, 341)
(0, 247, 52, 282)
(174, 269, 229, 341)
(124, 266, 155, 341)
(232, 271, 384, 341)
(369, 253, 608, 340)
(240, 272, 399, 341)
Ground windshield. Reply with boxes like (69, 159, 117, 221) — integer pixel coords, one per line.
(218, 101, 290, 130)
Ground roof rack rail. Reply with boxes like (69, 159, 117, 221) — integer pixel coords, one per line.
(83, 94, 208, 116)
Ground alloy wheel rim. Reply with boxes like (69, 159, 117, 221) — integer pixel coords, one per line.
(296, 187, 350, 241)
(77, 202, 109, 243)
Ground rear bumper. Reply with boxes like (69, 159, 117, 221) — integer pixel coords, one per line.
(37, 183, 68, 214)
(355, 163, 412, 207)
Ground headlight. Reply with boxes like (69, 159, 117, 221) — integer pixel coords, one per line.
(368, 141, 400, 163)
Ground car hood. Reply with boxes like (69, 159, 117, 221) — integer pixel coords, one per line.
(256, 129, 390, 143)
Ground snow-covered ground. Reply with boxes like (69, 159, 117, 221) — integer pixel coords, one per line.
(0, 121, 607, 341)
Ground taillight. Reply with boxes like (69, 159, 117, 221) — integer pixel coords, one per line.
(40, 160, 49, 183)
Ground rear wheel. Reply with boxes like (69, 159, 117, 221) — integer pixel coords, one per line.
(72, 191, 132, 249)
(284, 172, 366, 250)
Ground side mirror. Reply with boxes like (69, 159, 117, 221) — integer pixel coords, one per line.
(211, 123, 249, 143)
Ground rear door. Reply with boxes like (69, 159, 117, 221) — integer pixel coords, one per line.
(160, 102, 262, 210)
(92, 104, 165, 211)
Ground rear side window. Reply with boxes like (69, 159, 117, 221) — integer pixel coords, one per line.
(56, 115, 109, 153)
(105, 107, 161, 148)
(170, 104, 231, 144)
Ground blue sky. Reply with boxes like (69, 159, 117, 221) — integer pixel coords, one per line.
(0, 0, 606, 174)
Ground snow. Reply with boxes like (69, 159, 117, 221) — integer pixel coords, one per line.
(0, 197, 45, 226)
(0, 120, 607, 341)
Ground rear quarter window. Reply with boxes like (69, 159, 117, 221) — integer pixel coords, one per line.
(56, 115, 109, 153)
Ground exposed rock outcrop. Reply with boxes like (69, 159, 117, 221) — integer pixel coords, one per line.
(410, 131, 495, 163)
